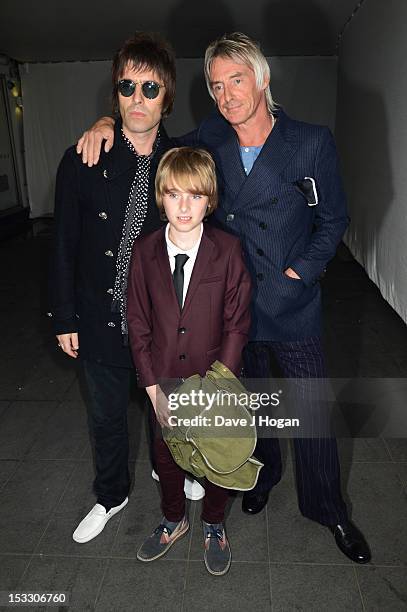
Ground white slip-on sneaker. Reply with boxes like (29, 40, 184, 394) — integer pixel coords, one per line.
(151, 470, 205, 501)
(72, 497, 128, 543)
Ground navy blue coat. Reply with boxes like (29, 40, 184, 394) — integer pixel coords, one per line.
(49, 121, 172, 367)
(179, 109, 349, 341)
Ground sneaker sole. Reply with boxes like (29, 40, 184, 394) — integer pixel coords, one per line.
(136, 521, 190, 562)
(204, 549, 232, 576)
(72, 498, 128, 543)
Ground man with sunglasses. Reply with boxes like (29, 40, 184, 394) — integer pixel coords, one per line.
(49, 32, 176, 543)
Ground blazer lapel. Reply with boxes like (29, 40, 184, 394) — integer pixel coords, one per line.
(181, 229, 215, 318)
(219, 110, 300, 210)
(215, 130, 246, 206)
(153, 226, 215, 318)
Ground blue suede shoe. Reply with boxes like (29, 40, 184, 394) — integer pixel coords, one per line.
(137, 516, 189, 562)
(203, 521, 231, 576)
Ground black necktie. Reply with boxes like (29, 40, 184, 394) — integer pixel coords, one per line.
(173, 254, 189, 309)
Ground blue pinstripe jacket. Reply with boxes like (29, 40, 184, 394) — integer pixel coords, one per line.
(179, 109, 349, 342)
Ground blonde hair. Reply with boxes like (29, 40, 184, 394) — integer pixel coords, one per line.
(155, 147, 218, 219)
(204, 32, 277, 114)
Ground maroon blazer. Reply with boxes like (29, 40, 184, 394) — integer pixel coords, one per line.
(127, 223, 252, 387)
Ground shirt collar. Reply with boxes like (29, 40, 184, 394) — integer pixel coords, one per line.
(120, 127, 161, 159)
(165, 223, 203, 258)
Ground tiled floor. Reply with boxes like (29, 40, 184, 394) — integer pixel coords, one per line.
(0, 233, 406, 611)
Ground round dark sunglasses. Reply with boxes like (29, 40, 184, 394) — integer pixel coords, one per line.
(117, 79, 165, 100)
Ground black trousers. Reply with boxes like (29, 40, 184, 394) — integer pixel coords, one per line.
(243, 338, 348, 526)
(83, 360, 132, 509)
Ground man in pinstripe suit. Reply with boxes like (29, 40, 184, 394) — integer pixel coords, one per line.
(76, 31, 371, 563)
(196, 32, 371, 564)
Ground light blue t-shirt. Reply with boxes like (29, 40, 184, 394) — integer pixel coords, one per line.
(240, 145, 263, 175)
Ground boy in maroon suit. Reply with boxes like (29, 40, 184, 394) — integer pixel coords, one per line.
(127, 147, 251, 575)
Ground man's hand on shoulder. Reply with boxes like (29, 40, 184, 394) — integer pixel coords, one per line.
(56, 332, 79, 358)
(76, 117, 116, 167)
(284, 267, 301, 279)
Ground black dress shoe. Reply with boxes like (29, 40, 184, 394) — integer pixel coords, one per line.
(329, 521, 371, 563)
(242, 491, 269, 515)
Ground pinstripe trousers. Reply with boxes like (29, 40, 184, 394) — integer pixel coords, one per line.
(243, 338, 348, 526)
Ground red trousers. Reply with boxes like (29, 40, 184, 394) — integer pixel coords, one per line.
(152, 415, 229, 523)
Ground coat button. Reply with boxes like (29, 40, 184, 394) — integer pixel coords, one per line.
(103, 169, 108, 178)
(259, 222, 267, 230)
(226, 213, 235, 221)
(271, 197, 278, 204)
(178, 327, 187, 334)
(98, 211, 108, 220)
(107, 288, 114, 295)
(257, 248, 264, 256)
(257, 273, 264, 281)
(105, 250, 113, 257)
(46, 312, 53, 317)
(107, 321, 115, 327)
(179, 354, 186, 360)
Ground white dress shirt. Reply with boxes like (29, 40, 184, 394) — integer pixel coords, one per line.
(165, 223, 203, 307)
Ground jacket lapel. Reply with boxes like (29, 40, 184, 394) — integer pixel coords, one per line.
(215, 131, 247, 204)
(101, 119, 138, 181)
(239, 124, 297, 205)
(217, 110, 300, 210)
(154, 229, 181, 313)
(181, 228, 215, 318)
(100, 120, 139, 242)
(102, 122, 173, 242)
